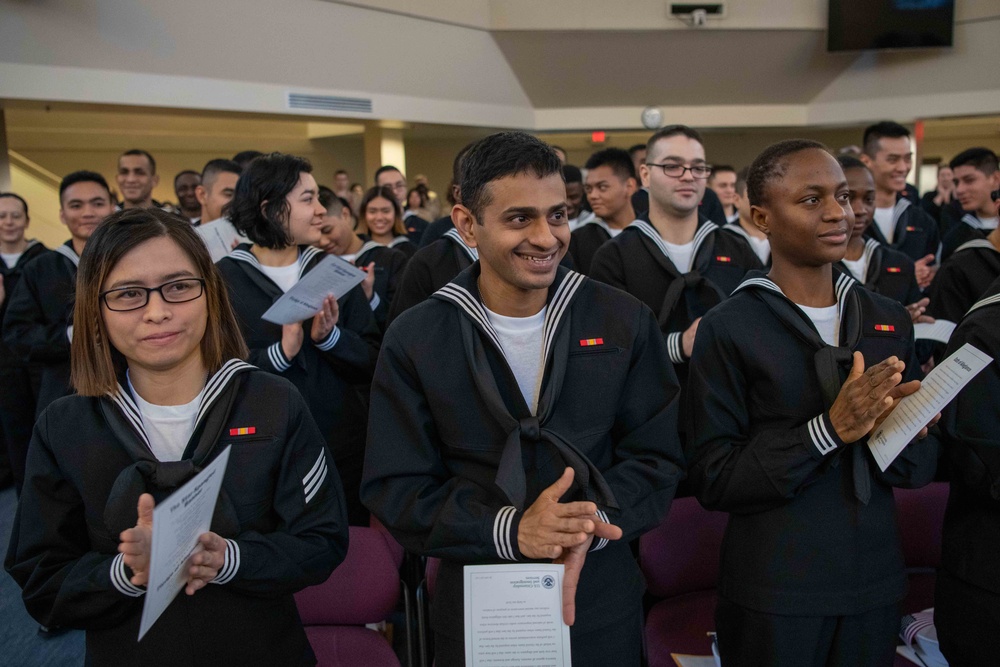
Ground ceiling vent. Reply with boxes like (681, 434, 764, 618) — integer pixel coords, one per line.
(287, 93, 373, 114)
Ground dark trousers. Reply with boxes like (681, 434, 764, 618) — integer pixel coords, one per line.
(435, 607, 644, 667)
(715, 597, 899, 667)
(936, 568, 1000, 667)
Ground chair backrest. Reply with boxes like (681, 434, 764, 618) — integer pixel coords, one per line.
(369, 514, 405, 569)
(639, 496, 728, 599)
(426, 556, 441, 599)
(894, 482, 949, 570)
(295, 525, 403, 626)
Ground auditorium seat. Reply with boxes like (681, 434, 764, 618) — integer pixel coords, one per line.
(295, 525, 404, 667)
(416, 557, 441, 667)
(894, 482, 948, 614)
(640, 496, 728, 666)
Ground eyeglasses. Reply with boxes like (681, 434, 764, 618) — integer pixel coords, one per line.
(646, 162, 713, 179)
(101, 278, 205, 312)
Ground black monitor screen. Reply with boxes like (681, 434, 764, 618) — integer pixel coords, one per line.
(828, 0, 954, 52)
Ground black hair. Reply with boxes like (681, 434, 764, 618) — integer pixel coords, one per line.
(710, 165, 736, 179)
(551, 145, 566, 155)
(406, 187, 427, 209)
(862, 121, 910, 158)
(200, 158, 242, 186)
(317, 187, 354, 219)
(735, 167, 749, 196)
(334, 169, 348, 177)
(59, 170, 112, 203)
(746, 139, 828, 208)
(584, 148, 637, 182)
(949, 147, 999, 175)
(120, 149, 156, 174)
(562, 164, 583, 184)
(228, 152, 313, 249)
(173, 169, 200, 186)
(0, 192, 29, 218)
(232, 151, 264, 169)
(453, 143, 476, 184)
(645, 125, 704, 160)
(627, 144, 646, 158)
(374, 165, 403, 184)
(836, 154, 868, 172)
(460, 131, 563, 222)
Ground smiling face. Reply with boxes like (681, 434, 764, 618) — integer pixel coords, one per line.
(953, 164, 1000, 216)
(844, 166, 876, 240)
(642, 135, 707, 218)
(174, 172, 201, 212)
(317, 203, 355, 255)
(753, 148, 851, 267)
(709, 170, 738, 207)
(117, 154, 159, 206)
(60, 181, 113, 244)
(101, 235, 208, 377)
(0, 196, 29, 246)
(375, 169, 408, 206)
(364, 196, 397, 239)
(585, 165, 635, 221)
(866, 135, 912, 194)
(283, 172, 326, 245)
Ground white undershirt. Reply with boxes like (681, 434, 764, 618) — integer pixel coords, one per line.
(128, 376, 205, 462)
(797, 303, 841, 347)
(981, 216, 999, 230)
(485, 305, 547, 415)
(607, 227, 624, 238)
(873, 207, 895, 243)
(726, 211, 740, 224)
(663, 239, 696, 273)
(258, 262, 299, 293)
(841, 254, 868, 282)
(340, 253, 357, 264)
(747, 235, 771, 264)
(0, 252, 22, 267)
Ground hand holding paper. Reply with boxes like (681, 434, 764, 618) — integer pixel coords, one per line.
(262, 255, 365, 325)
(309, 294, 339, 342)
(184, 532, 227, 595)
(119, 493, 155, 587)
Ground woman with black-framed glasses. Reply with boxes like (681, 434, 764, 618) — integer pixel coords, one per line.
(6, 208, 348, 666)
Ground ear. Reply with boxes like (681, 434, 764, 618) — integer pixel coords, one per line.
(195, 184, 208, 206)
(750, 204, 770, 236)
(639, 164, 650, 189)
(452, 204, 479, 248)
(625, 177, 638, 196)
(152, 173, 160, 188)
(860, 153, 874, 169)
(59, 207, 68, 228)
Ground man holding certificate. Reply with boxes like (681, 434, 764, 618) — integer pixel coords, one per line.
(362, 132, 685, 666)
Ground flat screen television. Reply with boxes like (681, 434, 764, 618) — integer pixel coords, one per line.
(828, 0, 954, 52)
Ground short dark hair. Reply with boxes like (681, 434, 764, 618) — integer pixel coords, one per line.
(334, 169, 348, 177)
(746, 139, 828, 208)
(173, 169, 200, 186)
(949, 147, 999, 175)
(232, 151, 264, 169)
(646, 125, 704, 160)
(0, 192, 29, 218)
(59, 170, 111, 203)
(374, 165, 403, 184)
(562, 164, 583, 185)
(317, 186, 353, 219)
(836, 154, 868, 172)
(709, 165, 736, 182)
(120, 149, 156, 174)
(735, 167, 749, 197)
(585, 148, 637, 182)
(862, 121, 910, 158)
(200, 158, 242, 187)
(453, 143, 476, 184)
(628, 144, 647, 158)
(460, 131, 563, 221)
(228, 152, 313, 249)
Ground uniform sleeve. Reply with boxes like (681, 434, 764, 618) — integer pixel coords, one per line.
(218, 260, 295, 374)
(918, 208, 942, 260)
(588, 241, 627, 292)
(685, 313, 851, 514)
(925, 261, 972, 322)
(592, 305, 685, 543)
(312, 284, 380, 384)
(218, 386, 349, 596)
(4, 411, 142, 630)
(386, 253, 435, 326)
(1, 264, 71, 364)
(361, 326, 527, 563)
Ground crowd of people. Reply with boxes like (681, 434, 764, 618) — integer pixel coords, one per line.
(0, 119, 998, 666)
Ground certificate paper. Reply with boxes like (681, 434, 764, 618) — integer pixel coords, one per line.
(869, 343, 992, 472)
(464, 563, 571, 667)
(261, 255, 365, 325)
(195, 218, 244, 263)
(138, 446, 232, 640)
(913, 320, 957, 344)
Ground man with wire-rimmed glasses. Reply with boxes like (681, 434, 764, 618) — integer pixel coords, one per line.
(590, 125, 762, 450)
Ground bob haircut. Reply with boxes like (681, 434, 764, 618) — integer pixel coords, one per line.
(356, 186, 406, 237)
(71, 208, 248, 396)
(228, 152, 313, 249)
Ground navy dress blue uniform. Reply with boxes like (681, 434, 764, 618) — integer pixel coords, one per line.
(926, 239, 1000, 323)
(864, 195, 940, 264)
(834, 237, 922, 308)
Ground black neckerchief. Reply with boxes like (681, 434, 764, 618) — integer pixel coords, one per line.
(430, 262, 618, 511)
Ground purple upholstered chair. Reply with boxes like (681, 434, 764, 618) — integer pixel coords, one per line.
(893, 482, 948, 614)
(295, 526, 405, 666)
(640, 496, 729, 667)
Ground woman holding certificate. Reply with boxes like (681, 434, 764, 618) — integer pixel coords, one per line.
(5, 208, 348, 665)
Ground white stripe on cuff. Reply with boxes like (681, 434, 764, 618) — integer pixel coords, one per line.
(111, 553, 146, 597)
(369, 293, 381, 311)
(267, 342, 292, 372)
(314, 326, 341, 351)
(667, 332, 686, 364)
(210, 539, 241, 585)
(493, 506, 518, 561)
(808, 414, 839, 456)
(590, 510, 611, 552)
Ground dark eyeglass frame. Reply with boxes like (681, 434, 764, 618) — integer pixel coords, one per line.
(100, 278, 206, 312)
(645, 162, 714, 179)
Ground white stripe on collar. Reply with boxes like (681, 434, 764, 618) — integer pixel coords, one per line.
(722, 223, 751, 242)
(962, 213, 986, 230)
(892, 197, 911, 226)
(230, 247, 320, 281)
(109, 359, 256, 452)
(388, 236, 411, 248)
(443, 228, 479, 261)
(355, 240, 383, 258)
(53, 243, 80, 268)
(967, 292, 1000, 316)
(954, 239, 999, 254)
(734, 271, 857, 316)
(629, 219, 719, 271)
(580, 217, 612, 235)
(862, 237, 880, 269)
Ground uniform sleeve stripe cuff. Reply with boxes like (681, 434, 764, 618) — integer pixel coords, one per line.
(315, 326, 341, 351)
(667, 332, 685, 364)
(590, 510, 611, 552)
(111, 553, 145, 597)
(493, 506, 518, 561)
(369, 293, 381, 311)
(210, 540, 240, 585)
(808, 414, 839, 456)
(268, 342, 292, 372)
